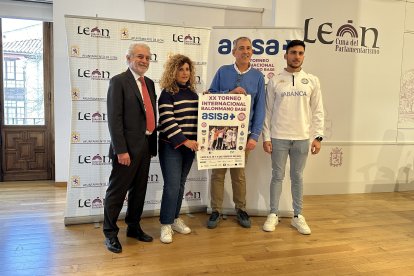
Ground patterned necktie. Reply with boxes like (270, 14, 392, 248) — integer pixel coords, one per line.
(139, 76, 155, 133)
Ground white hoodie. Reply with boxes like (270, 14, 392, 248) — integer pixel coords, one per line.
(262, 69, 324, 141)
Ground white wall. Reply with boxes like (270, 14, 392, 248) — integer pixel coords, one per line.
(0, 0, 52, 21)
(273, 0, 301, 28)
(53, 0, 414, 196)
(282, 0, 414, 195)
(246, 0, 414, 208)
(145, 0, 274, 26)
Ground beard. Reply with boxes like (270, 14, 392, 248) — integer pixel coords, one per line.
(288, 60, 303, 69)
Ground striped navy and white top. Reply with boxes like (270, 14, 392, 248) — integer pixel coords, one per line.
(158, 83, 198, 148)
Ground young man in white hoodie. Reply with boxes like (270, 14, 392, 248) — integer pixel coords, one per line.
(262, 40, 324, 235)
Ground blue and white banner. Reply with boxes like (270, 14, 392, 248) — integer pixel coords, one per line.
(207, 27, 303, 216)
(208, 27, 303, 85)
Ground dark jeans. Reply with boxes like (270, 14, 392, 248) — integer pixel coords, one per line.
(159, 140, 195, 224)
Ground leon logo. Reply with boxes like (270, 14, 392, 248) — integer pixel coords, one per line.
(91, 197, 104, 208)
(91, 154, 111, 165)
(77, 111, 107, 122)
(78, 197, 105, 208)
(185, 190, 201, 201)
(77, 68, 110, 80)
(172, 33, 201, 45)
(91, 111, 106, 122)
(91, 69, 109, 80)
(304, 18, 380, 55)
(77, 26, 110, 38)
(330, 147, 343, 167)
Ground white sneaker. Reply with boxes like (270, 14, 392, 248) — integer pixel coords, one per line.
(171, 217, 191, 234)
(263, 213, 279, 232)
(160, 225, 173, 243)
(291, 214, 311, 235)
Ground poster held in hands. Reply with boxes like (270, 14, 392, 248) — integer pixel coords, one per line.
(197, 93, 251, 170)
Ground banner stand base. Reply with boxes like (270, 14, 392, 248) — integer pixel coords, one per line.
(206, 207, 294, 218)
(64, 205, 208, 226)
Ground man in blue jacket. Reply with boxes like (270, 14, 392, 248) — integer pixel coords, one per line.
(207, 36, 265, 229)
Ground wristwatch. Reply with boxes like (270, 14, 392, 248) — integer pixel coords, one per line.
(315, 136, 323, 142)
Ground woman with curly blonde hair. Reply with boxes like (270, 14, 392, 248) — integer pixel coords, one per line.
(159, 54, 197, 94)
(157, 54, 199, 244)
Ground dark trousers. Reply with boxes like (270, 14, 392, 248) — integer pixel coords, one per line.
(103, 139, 151, 238)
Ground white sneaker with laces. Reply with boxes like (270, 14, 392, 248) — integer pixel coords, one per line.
(291, 214, 311, 235)
(160, 225, 174, 243)
(263, 213, 279, 232)
(171, 218, 191, 234)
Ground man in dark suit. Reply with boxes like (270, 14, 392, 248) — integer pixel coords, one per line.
(103, 43, 157, 253)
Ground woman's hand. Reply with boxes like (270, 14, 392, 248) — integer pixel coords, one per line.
(184, 140, 199, 151)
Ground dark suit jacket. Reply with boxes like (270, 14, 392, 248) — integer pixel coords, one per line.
(107, 69, 157, 159)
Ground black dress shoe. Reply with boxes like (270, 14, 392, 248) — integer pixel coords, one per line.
(105, 236, 122, 253)
(127, 226, 153, 242)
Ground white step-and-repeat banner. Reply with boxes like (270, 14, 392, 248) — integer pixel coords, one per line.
(64, 16, 302, 224)
(64, 16, 210, 225)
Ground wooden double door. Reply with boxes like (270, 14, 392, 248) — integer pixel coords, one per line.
(0, 20, 54, 181)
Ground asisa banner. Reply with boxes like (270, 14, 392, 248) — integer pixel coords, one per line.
(206, 27, 303, 216)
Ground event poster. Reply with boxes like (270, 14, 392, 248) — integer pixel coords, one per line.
(197, 93, 251, 170)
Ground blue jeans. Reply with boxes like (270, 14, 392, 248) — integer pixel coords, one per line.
(270, 138, 309, 216)
(159, 140, 195, 224)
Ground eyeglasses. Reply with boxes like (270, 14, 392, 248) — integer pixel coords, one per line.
(235, 74, 243, 87)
